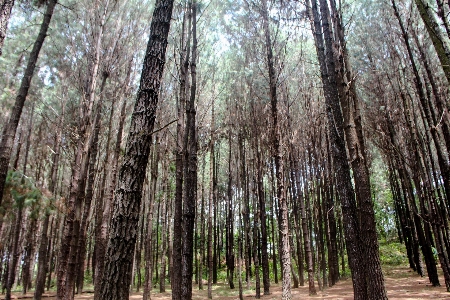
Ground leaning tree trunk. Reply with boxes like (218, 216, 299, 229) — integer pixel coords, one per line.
(99, 0, 175, 298)
(414, 0, 450, 84)
(307, 0, 368, 298)
(0, 0, 57, 209)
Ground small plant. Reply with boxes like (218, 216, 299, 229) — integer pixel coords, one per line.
(379, 241, 408, 266)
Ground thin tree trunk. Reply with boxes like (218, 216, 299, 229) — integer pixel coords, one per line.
(76, 72, 109, 295)
(143, 136, 159, 300)
(226, 129, 235, 290)
(5, 205, 22, 300)
(207, 97, 215, 299)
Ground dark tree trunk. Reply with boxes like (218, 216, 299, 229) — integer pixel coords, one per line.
(94, 88, 128, 300)
(0, 0, 57, 209)
(99, 0, 175, 298)
(255, 140, 269, 294)
(5, 205, 22, 300)
(172, 1, 190, 297)
(181, 2, 197, 297)
(307, 0, 368, 298)
(226, 130, 235, 290)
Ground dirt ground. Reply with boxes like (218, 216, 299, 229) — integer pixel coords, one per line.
(3, 266, 449, 299)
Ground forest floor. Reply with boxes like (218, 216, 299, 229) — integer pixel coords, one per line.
(2, 266, 449, 299)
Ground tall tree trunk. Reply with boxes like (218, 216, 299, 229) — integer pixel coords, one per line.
(255, 140, 269, 294)
(99, 0, 174, 298)
(0, 0, 57, 209)
(172, 1, 191, 297)
(34, 213, 50, 300)
(142, 136, 159, 300)
(207, 97, 215, 299)
(76, 72, 109, 294)
(181, 2, 197, 297)
(297, 161, 316, 295)
(160, 161, 169, 293)
(307, 0, 368, 298)
(260, 0, 290, 298)
(226, 130, 235, 290)
(5, 204, 22, 300)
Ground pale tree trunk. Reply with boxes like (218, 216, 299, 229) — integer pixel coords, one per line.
(99, 0, 175, 298)
(260, 0, 290, 298)
(0, 0, 57, 210)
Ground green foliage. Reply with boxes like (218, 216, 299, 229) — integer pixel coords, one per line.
(370, 149, 398, 241)
(2, 170, 47, 219)
(379, 241, 408, 266)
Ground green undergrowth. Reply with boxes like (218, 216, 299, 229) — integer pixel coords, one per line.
(379, 241, 408, 266)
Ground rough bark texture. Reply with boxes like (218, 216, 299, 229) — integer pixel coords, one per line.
(0, 0, 57, 210)
(414, 0, 450, 84)
(0, 0, 14, 56)
(172, 2, 190, 298)
(181, 2, 197, 297)
(307, 0, 368, 298)
(99, 0, 174, 298)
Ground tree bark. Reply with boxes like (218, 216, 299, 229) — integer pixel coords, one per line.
(0, 0, 14, 56)
(260, 0, 290, 298)
(181, 1, 197, 297)
(0, 0, 57, 210)
(99, 0, 174, 298)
